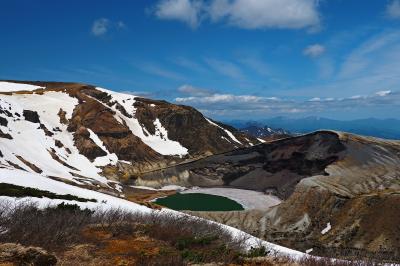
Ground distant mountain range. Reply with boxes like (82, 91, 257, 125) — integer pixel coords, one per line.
(237, 122, 291, 141)
(227, 117, 400, 140)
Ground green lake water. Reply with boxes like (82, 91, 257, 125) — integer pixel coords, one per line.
(154, 193, 244, 211)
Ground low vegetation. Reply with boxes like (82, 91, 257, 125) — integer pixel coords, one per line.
(0, 201, 248, 265)
(0, 183, 96, 202)
(0, 201, 383, 265)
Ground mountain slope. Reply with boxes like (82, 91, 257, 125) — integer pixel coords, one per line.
(140, 130, 400, 260)
(0, 81, 258, 193)
(239, 123, 291, 142)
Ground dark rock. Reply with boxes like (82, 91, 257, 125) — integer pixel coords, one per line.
(54, 139, 64, 148)
(23, 110, 40, 123)
(0, 129, 12, 139)
(57, 108, 68, 124)
(39, 124, 54, 136)
(141, 131, 346, 199)
(0, 116, 8, 126)
(73, 126, 107, 160)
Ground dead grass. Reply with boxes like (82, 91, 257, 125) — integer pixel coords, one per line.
(0, 201, 245, 265)
(0, 201, 389, 265)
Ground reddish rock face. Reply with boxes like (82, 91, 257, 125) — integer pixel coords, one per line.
(140, 131, 346, 197)
(133, 97, 257, 156)
(1, 81, 257, 174)
(66, 88, 163, 165)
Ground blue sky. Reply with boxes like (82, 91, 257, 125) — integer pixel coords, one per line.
(1, 0, 400, 120)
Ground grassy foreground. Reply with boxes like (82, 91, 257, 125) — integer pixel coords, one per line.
(0, 200, 382, 265)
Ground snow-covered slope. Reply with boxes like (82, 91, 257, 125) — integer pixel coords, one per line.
(96, 87, 188, 156)
(0, 81, 305, 258)
(0, 168, 305, 258)
(0, 81, 258, 192)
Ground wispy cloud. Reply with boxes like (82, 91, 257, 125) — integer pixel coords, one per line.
(238, 57, 270, 76)
(152, 0, 321, 31)
(173, 57, 207, 72)
(303, 44, 325, 58)
(386, 0, 400, 19)
(178, 84, 213, 96)
(91, 18, 126, 37)
(135, 62, 185, 80)
(338, 30, 400, 79)
(204, 58, 245, 79)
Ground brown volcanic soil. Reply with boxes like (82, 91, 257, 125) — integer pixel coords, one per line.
(182, 132, 400, 262)
(138, 131, 346, 198)
(134, 97, 257, 156)
(1, 80, 258, 178)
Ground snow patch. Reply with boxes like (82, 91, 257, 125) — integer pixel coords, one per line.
(0, 82, 44, 92)
(95, 88, 188, 156)
(321, 222, 331, 234)
(0, 91, 109, 184)
(205, 117, 242, 145)
(0, 167, 306, 259)
(87, 129, 118, 167)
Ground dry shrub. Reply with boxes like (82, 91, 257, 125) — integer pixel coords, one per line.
(298, 256, 379, 266)
(0, 201, 248, 264)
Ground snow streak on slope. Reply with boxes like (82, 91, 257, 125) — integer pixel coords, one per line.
(0, 81, 43, 92)
(205, 117, 242, 145)
(0, 167, 306, 259)
(87, 129, 118, 167)
(97, 87, 188, 156)
(0, 90, 109, 185)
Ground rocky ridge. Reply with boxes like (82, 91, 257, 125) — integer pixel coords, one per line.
(0, 80, 258, 194)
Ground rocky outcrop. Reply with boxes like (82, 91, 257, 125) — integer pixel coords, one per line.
(23, 110, 40, 123)
(138, 131, 346, 198)
(72, 126, 107, 160)
(134, 97, 259, 156)
(0, 243, 57, 266)
(178, 132, 400, 261)
(1, 80, 258, 181)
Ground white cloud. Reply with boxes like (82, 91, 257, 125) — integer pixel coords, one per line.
(92, 18, 110, 36)
(178, 84, 213, 96)
(303, 44, 325, 57)
(154, 0, 203, 28)
(376, 90, 391, 96)
(209, 0, 320, 30)
(204, 58, 245, 79)
(152, 0, 320, 30)
(176, 93, 268, 104)
(173, 85, 400, 118)
(309, 97, 321, 102)
(386, 0, 400, 19)
(91, 18, 126, 37)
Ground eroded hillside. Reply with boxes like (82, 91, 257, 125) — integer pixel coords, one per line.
(146, 131, 400, 261)
(0, 81, 258, 195)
